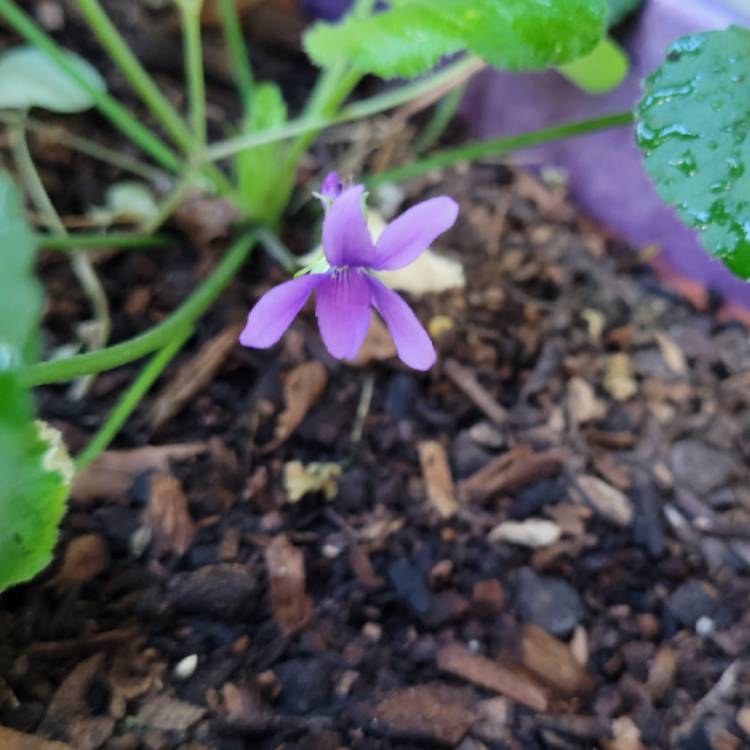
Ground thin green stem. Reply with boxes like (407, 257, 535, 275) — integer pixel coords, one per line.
(12, 122, 112, 387)
(74, 0, 195, 153)
(217, 0, 253, 111)
(257, 227, 298, 273)
(0, 112, 167, 183)
(177, 0, 207, 146)
(23, 232, 256, 386)
(0, 0, 181, 172)
(143, 173, 197, 234)
(367, 111, 635, 188)
(413, 84, 465, 155)
(204, 55, 482, 163)
(37, 232, 170, 251)
(74, 327, 191, 470)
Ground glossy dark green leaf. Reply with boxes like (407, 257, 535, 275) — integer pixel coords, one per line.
(304, 0, 606, 79)
(636, 27, 750, 278)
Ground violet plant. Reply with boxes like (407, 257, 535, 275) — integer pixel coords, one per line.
(0, 0, 747, 590)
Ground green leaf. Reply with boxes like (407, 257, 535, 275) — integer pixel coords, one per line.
(606, 0, 642, 27)
(304, 0, 607, 79)
(635, 27, 750, 278)
(559, 36, 629, 94)
(235, 82, 289, 224)
(0, 172, 72, 593)
(0, 46, 106, 113)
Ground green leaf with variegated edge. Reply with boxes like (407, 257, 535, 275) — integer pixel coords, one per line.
(0, 172, 72, 593)
(304, 0, 607, 79)
(0, 46, 106, 113)
(636, 27, 750, 278)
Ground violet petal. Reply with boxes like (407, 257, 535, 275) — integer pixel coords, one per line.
(366, 275, 436, 370)
(372, 196, 459, 270)
(239, 274, 326, 348)
(322, 185, 376, 267)
(315, 268, 371, 360)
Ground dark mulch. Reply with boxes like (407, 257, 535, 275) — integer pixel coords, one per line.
(2, 3, 750, 749)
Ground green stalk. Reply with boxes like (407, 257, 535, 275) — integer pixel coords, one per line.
(0, 0, 181, 172)
(74, 327, 191, 470)
(176, 0, 207, 145)
(217, 0, 253, 111)
(74, 0, 195, 153)
(204, 56, 482, 163)
(413, 84, 465, 155)
(0, 112, 166, 183)
(256, 227, 298, 273)
(12, 121, 111, 395)
(37, 232, 170, 251)
(367, 111, 635, 188)
(73, 0, 232, 195)
(24, 232, 256, 386)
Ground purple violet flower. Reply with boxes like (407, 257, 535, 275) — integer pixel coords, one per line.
(239, 175, 459, 370)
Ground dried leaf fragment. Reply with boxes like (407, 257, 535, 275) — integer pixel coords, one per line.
(51, 533, 109, 587)
(575, 475, 634, 526)
(283, 461, 341, 503)
(265, 534, 313, 633)
(143, 473, 196, 557)
(418, 440, 458, 519)
(488, 519, 561, 548)
(604, 353, 637, 401)
(265, 361, 327, 450)
(0, 727, 73, 750)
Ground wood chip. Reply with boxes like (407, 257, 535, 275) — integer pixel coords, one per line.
(0, 728, 73, 750)
(148, 323, 242, 430)
(366, 683, 476, 746)
(444, 358, 509, 426)
(574, 475, 634, 526)
(458, 446, 565, 503)
(264, 534, 313, 633)
(263, 361, 327, 451)
(135, 693, 206, 731)
(41, 653, 106, 737)
(418, 440, 458, 519)
(655, 331, 687, 375)
(51, 533, 109, 587)
(520, 624, 594, 697)
(602, 717, 645, 750)
(437, 643, 548, 712)
(488, 519, 561, 548)
(566, 376, 606, 426)
(71, 443, 208, 503)
(646, 644, 677, 703)
(143, 473, 196, 557)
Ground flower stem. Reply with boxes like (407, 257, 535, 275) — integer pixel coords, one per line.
(0, 0, 181, 173)
(176, 0, 207, 146)
(0, 111, 167, 183)
(74, 0, 195, 153)
(37, 232, 170, 251)
(367, 111, 635, 187)
(24, 232, 256, 386)
(74, 326, 191, 471)
(217, 0, 253, 111)
(203, 55, 482, 163)
(12, 121, 112, 393)
(256, 227, 299, 273)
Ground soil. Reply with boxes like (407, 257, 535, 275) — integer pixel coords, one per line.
(2, 3, 750, 750)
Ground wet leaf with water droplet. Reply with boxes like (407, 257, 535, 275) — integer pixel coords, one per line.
(635, 26, 750, 278)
